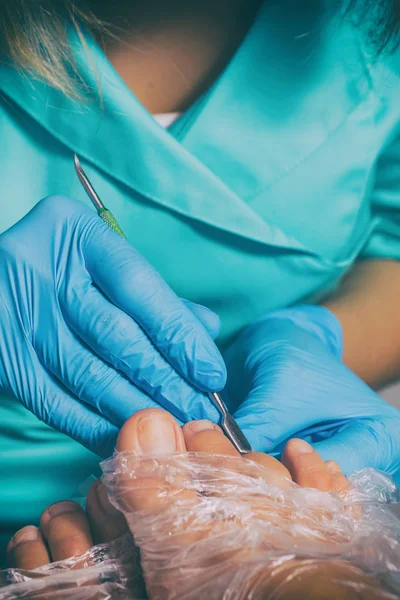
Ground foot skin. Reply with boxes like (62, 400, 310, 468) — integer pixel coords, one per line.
(116, 409, 349, 490)
(8, 409, 384, 600)
(7, 493, 128, 570)
(109, 410, 382, 600)
(7, 502, 93, 570)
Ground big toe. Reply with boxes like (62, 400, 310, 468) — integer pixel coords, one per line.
(117, 408, 186, 454)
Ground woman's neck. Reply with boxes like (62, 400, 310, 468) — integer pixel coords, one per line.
(90, 0, 262, 113)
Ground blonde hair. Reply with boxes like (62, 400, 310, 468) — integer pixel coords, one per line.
(0, 0, 108, 97)
(345, 0, 400, 54)
(1, 1, 399, 98)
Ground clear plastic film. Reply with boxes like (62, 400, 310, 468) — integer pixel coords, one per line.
(2, 453, 400, 600)
(0, 534, 142, 599)
(102, 453, 400, 600)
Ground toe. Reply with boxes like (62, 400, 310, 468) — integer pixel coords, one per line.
(117, 408, 186, 454)
(325, 461, 349, 494)
(86, 480, 128, 544)
(183, 420, 240, 456)
(115, 409, 193, 514)
(282, 439, 333, 491)
(7, 525, 49, 569)
(40, 501, 93, 564)
(246, 452, 292, 487)
(183, 421, 292, 487)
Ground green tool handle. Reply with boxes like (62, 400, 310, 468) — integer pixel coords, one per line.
(99, 208, 126, 239)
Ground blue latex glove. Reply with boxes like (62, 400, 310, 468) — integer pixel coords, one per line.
(224, 305, 400, 476)
(0, 196, 226, 456)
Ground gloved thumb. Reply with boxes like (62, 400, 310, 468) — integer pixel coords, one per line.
(233, 389, 289, 454)
(313, 416, 400, 476)
(181, 299, 221, 341)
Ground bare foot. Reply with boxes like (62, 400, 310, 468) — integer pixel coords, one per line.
(7, 502, 93, 570)
(8, 409, 388, 600)
(109, 409, 384, 600)
(7, 491, 127, 570)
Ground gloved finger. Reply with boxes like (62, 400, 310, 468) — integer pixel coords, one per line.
(60, 284, 219, 423)
(232, 380, 353, 454)
(313, 417, 400, 476)
(180, 299, 221, 341)
(233, 390, 295, 453)
(21, 349, 119, 457)
(81, 223, 226, 391)
(34, 312, 171, 426)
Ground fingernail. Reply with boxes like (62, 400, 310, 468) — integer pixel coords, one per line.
(137, 414, 178, 454)
(41, 501, 80, 526)
(291, 439, 314, 454)
(185, 420, 218, 434)
(11, 526, 39, 548)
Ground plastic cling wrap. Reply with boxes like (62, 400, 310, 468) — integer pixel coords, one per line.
(1, 453, 400, 599)
(0, 534, 141, 599)
(103, 453, 400, 600)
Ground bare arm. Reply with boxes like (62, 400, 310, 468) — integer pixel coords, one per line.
(323, 259, 400, 390)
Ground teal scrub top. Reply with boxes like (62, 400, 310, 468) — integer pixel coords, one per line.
(1, 0, 400, 551)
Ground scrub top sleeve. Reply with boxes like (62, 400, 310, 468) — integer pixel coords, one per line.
(360, 128, 400, 261)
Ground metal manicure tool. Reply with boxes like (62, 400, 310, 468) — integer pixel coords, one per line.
(74, 154, 126, 238)
(73, 154, 252, 455)
(209, 392, 252, 454)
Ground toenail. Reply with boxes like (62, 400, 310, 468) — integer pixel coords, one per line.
(290, 439, 314, 454)
(137, 414, 178, 454)
(326, 460, 342, 473)
(11, 526, 39, 547)
(185, 420, 217, 434)
(41, 501, 80, 526)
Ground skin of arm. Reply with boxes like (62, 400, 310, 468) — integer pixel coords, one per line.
(323, 259, 400, 390)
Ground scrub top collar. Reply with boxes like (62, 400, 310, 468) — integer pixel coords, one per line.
(0, 1, 327, 254)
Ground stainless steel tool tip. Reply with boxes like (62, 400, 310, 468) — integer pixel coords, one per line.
(73, 153, 104, 211)
(73, 153, 80, 171)
(209, 392, 252, 455)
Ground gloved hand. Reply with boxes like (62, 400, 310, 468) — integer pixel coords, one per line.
(0, 196, 226, 456)
(223, 305, 400, 476)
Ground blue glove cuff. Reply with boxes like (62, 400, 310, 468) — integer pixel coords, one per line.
(259, 305, 344, 359)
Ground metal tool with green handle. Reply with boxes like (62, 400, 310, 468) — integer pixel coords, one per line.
(74, 154, 126, 238)
(73, 153, 252, 455)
